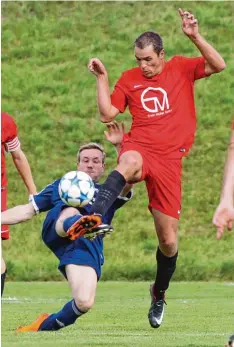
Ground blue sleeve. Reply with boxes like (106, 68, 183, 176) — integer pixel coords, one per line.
(32, 180, 59, 213)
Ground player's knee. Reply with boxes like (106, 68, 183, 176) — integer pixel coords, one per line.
(122, 155, 140, 170)
(160, 238, 176, 249)
(159, 237, 177, 256)
(74, 295, 95, 312)
(118, 155, 142, 178)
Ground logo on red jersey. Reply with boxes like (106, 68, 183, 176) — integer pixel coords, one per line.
(141, 87, 170, 115)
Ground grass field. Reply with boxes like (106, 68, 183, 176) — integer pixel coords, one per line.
(2, 281, 233, 347)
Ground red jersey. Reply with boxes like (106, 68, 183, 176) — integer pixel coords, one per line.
(111, 56, 207, 158)
(1, 112, 20, 187)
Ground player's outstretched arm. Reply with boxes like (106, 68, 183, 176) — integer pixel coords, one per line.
(88, 58, 119, 123)
(1, 203, 36, 225)
(178, 8, 226, 76)
(11, 148, 37, 196)
(213, 130, 234, 239)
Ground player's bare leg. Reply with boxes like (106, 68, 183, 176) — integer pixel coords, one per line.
(148, 209, 179, 328)
(153, 209, 178, 257)
(16, 265, 98, 332)
(38, 265, 98, 331)
(66, 264, 98, 312)
(55, 207, 79, 237)
(37, 265, 97, 331)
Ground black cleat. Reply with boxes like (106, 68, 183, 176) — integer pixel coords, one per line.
(148, 284, 166, 329)
(83, 224, 114, 240)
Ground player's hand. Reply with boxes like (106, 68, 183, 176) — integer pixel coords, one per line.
(178, 8, 199, 38)
(88, 58, 107, 77)
(104, 121, 125, 146)
(212, 201, 234, 239)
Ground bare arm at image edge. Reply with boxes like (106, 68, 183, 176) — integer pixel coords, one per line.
(213, 129, 234, 239)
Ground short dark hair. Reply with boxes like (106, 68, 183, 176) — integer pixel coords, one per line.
(77, 142, 106, 164)
(134, 31, 163, 55)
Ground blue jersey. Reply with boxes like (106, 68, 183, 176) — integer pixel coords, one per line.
(32, 179, 132, 278)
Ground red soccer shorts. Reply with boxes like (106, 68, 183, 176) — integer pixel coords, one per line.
(1, 187, 9, 239)
(119, 142, 182, 219)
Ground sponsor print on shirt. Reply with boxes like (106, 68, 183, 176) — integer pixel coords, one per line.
(140, 87, 172, 118)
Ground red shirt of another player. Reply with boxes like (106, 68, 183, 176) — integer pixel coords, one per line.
(1, 112, 20, 187)
(111, 56, 207, 158)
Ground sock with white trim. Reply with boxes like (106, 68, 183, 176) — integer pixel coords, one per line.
(39, 299, 85, 331)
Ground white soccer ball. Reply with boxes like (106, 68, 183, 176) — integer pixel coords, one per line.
(58, 171, 95, 207)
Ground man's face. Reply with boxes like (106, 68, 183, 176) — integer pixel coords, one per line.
(135, 45, 164, 78)
(77, 148, 105, 183)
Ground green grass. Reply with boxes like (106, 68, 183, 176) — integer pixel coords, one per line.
(2, 281, 233, 347)
(1, 2, 234, 280)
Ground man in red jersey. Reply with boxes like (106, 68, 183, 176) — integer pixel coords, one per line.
(213, 121, 234, 239)
(71, 9, 225, 328)
(1, 112, 37, 296)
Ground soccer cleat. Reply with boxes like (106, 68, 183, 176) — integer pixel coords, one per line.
(148, 284, 166, 328)
(83, 224, 114, 240)
(67, 214, 102, 241)
(16, 313, 49, 332)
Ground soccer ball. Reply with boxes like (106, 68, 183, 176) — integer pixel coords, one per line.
(58, 171, 95, 207)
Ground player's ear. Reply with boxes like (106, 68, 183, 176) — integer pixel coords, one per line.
(159, 49, 164, 59)
(101, 162, 106, 174)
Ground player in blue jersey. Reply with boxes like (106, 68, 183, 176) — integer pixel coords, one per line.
(1, 122, 133, 332)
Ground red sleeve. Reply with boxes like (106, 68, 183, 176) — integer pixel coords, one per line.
(174, 56, 207, 81)
(4, 115, 20, 152)
(110, 73, 128, 113)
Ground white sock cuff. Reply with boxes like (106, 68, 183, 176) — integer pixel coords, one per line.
(72, 300, 85, 316)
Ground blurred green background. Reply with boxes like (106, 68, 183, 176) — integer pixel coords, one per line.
(1, 1, 234, 280)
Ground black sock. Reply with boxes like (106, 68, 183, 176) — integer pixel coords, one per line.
(1, 269, 7, 297)
(90, 170, 126, 216)
(154, 248, 178, 299)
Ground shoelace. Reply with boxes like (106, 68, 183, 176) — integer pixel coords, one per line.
(152, 299, 167, 313)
